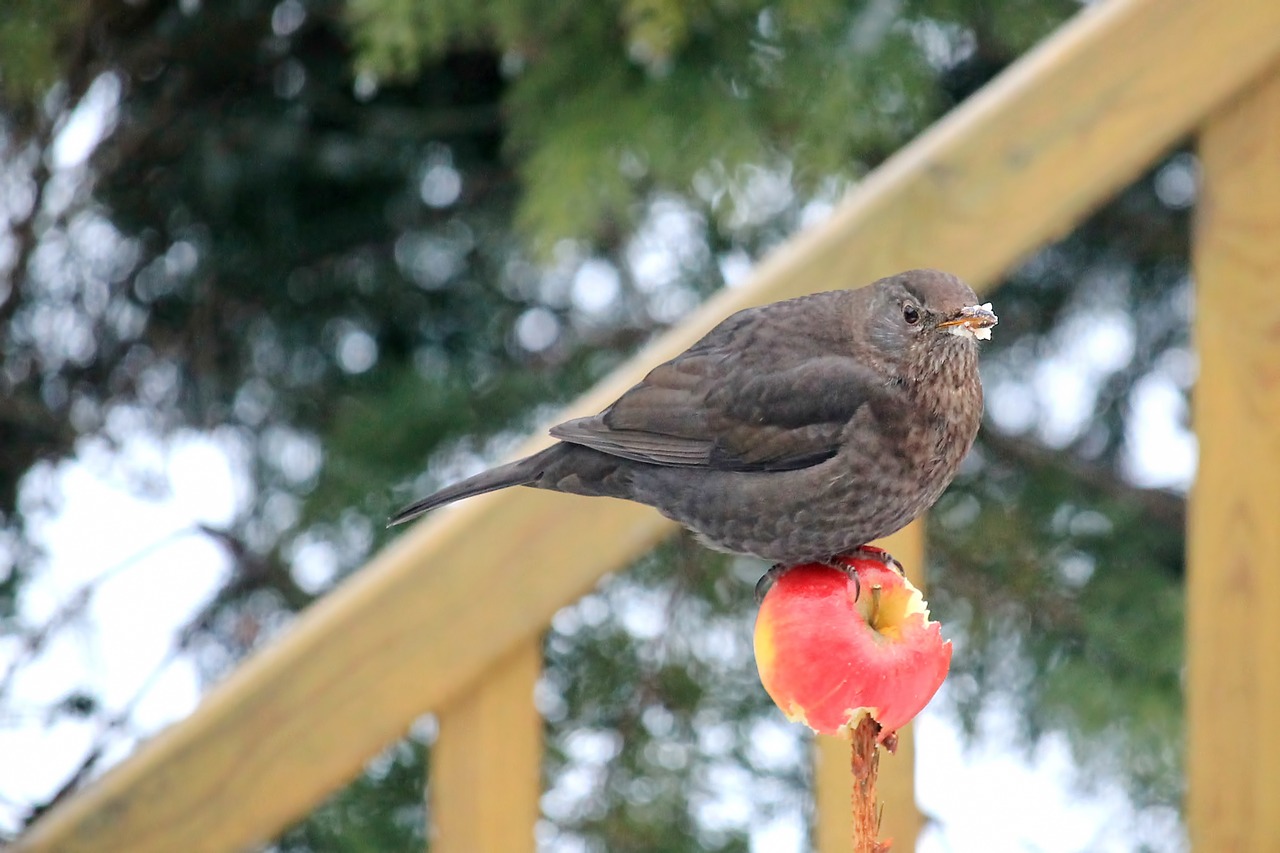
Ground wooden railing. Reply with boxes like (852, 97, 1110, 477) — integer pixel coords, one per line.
(1188, 64, 1280, 853)
(15, 0, 1280, 850)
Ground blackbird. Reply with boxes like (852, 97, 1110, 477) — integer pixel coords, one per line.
(390, 269, 996, 565)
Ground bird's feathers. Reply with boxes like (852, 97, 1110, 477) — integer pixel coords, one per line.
(549, 292, 895, 473)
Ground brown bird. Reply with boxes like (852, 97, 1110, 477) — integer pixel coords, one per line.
(390, 269, 996, 567)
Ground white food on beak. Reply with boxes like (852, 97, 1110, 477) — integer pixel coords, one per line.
(942, 302, 998, 341)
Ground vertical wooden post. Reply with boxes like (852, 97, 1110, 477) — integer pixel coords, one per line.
(1189, 63, 1280, 852)
(431, 639, 543, 853)
(814, 520, 926, 852)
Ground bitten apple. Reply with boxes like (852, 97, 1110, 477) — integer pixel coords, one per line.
(753, 556, 951, 738)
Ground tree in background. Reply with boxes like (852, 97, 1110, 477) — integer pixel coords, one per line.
(1, 0, 1188, 848)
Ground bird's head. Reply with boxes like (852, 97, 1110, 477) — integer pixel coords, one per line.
(863, 269, 998, 382)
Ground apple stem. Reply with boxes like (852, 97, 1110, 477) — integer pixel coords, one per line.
(869, 585, 882, 628)
(850, 715, 892, 853)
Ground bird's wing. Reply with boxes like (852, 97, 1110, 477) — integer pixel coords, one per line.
(549, 342, 892, 473)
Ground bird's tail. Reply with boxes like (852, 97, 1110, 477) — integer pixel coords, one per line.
(387, 449, 550, 527)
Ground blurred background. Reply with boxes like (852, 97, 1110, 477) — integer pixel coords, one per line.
(1, 1, 1191, 850)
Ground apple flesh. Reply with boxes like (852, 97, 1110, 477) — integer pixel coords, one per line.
(753, 556, 951, 739)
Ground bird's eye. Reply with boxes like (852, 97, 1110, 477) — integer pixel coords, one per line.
(902, 304, 921, 325)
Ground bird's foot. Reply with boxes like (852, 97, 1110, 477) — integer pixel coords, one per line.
(755, 556, 872, 604)
(755, 564, 789, 604)
(753, 548, 901, 605)
(837, 545, 905, 577)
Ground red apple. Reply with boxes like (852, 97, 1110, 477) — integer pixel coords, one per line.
(753, 556, 951, 739)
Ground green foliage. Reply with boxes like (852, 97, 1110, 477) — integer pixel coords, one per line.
(541, 538, 797, 851)
(0, 0, 78, 105)
(347, 0, 1074, 250)
(934, 441, 1186, 808)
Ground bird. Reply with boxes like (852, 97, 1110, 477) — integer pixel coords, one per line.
(389, 268, 996, 568)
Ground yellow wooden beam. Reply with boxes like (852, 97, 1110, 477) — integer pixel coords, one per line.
(1188, 60, 1280, 853)
(432, 639, 542, 853)
(17, 1, 1280, 850)
(814, 522, 925, 853)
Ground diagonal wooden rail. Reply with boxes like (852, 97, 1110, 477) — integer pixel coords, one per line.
(16, 0, 1280, 850)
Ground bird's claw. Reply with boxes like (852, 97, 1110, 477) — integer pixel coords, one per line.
(755, 564, 787, 604)
(841, 562, 863, 602)
(840, 545, 905, 577)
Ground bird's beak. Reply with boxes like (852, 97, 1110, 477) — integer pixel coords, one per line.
(936, 303, 998, 341)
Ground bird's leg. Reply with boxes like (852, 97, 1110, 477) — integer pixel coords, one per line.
(839, 545, 906, 577)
